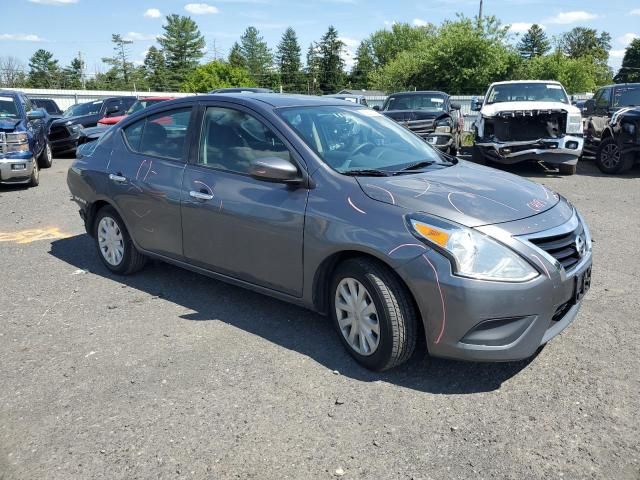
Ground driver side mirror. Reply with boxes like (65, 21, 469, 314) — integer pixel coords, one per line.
(372, 105, 381, 111)
(583, 99, 594, 115)
(249, 157, 302, 184)
(27, 109, 45, 121)
(470, 97, 483, 112)
(450, 102, 461, 111)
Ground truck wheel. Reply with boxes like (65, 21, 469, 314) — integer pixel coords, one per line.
(558, 164, 577, 175)
(596, 137, 634, 174)
(28, 159, 39, 187)
(94, 206, 147, 275)
(330, 258, 418, 371)
(38, 142, 53, 169)
(471, 145, 486, 165)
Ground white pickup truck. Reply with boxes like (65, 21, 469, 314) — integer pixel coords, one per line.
(471, 80, 584, 175)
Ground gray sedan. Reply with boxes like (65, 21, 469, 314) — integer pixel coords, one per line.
(67, 94, 592, 371)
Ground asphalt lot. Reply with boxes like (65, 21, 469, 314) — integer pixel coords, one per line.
(1, 156, 639, 480)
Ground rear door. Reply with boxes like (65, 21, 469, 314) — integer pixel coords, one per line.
(181, 102, 308, 297)
(107, 104, 196, 259)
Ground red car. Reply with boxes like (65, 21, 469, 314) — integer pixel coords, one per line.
(97, 96, 175, 125)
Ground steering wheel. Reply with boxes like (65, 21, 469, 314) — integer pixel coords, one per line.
(350, 142, 376, 157)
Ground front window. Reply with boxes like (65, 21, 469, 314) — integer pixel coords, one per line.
(0, 96, 19, 118)
(613, 86, 640, 108)
(63, 100, 104, 118)
(383, 94, 446, 112)
(278, 106, 449, 174)
(485, 83, 569, 104)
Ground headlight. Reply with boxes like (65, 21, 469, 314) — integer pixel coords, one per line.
(68, 124, 81, 134)
(6, 132, 28, 144)
(434, 117, 452, 133)
(408, 215, 539, 282)
(566, 114, 582, 134)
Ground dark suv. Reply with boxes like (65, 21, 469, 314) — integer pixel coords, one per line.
(49, 96, 136, 156)
(583, 83, 640, 174)
(375, 91, 463, 155)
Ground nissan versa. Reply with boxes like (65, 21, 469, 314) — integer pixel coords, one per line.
(67, 94, 593, 371)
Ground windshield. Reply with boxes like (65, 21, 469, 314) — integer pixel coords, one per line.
(384, 94, 446, 112)
(127, 98, 168, 115)
(613, 86, 640, 107)
(485, 83, 569, 104)
(0, 96, 19, 118)
(63, 100, 104, 118)
(278, 106, 449, 174)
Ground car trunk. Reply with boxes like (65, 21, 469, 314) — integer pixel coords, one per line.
(483, 110, 567, 142)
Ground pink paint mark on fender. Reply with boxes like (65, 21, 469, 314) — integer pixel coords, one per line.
(422, 253, 447, 344)
(414, 179, 431, 198)
(388, 243, 427, 256)
(132, 209, 151, 218)
(347, 196, 366, 214)
(531, 253, 550, 278)
(365, 184, 396, 205)
(447, 192, 464, 214)
(136, 159, 147, 180)
(527, 198, 547, 212)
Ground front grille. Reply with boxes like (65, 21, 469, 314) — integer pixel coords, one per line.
(48, 124, 69, 142)
(529, 225, 585, 271)
(403, 119, 434, 136)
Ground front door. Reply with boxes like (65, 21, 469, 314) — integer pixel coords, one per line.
(181, 104, 308, 297)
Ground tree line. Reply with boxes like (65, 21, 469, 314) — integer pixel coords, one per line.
(1, 12, 639, 95)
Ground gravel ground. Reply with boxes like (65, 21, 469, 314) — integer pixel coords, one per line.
(0, 157, 639, 480)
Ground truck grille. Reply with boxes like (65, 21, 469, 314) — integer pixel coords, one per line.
(48, 124, 69, 141)
(528, 225, 586, 271)
(402, 119, 434, 137)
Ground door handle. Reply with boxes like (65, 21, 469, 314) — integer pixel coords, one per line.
(109, 173, 127, 183)
(189, 190, 214, 201)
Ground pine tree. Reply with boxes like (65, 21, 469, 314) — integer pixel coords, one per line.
(351, 40, 375, 89)
(276, 27, 302, 92)
(228, 42, 246, 69)
(317, 26, 345, 93)
(102, 34, 134, 86)
(306, 42, 321, 94)
(158, 14, 206, 90)
(62, 55, 85, 89)
(615, 38, 640, 83)
(240, 26, 273, 85)
(517, 24, 550, 59)
(143, 46, 168, 91)
(28, 49, 60, 88)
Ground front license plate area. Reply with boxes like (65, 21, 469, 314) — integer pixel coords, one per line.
(573, 266, 592, 304)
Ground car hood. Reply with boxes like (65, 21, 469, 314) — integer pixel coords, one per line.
(52, 114, 94, 127)
(481, 101, 580, 117)
(0, 118, 23, 131)
(356, 160, 560, 227)
(611, 106, 640, 123)
(382, 110, 446, 122)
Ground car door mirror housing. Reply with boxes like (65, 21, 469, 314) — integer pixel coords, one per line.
(372, 105, 381, 111)
(470, 97, 483, 112)
(450, 102, 461, 111)
(27, 109, 45, 121)
(250, 157, 302, 183)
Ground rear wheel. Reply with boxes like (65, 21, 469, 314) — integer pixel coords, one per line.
(38, 142, 53, 168)
(94, 206, 146, 275)
(596, 137, 635, 174)
(330, 258, 418, 371)
(558, 163, 577, 175)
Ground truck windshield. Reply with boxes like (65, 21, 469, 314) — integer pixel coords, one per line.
(384, 94, 446, 112)
(63, 100, 104, 118)
(0, 96, 19, 118)
(486, 83, 569, 104)
(613, 86, 640, 107)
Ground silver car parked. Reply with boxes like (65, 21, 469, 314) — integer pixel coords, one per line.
(67, 94, 593, 371)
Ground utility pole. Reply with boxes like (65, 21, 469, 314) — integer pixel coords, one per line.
(478, 0, 483, 29)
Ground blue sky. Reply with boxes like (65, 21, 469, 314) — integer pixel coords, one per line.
(2, 0, 639, 77)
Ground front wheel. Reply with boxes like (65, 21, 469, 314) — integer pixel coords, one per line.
(28, 159, 39, 187)
(596, 137, 634, 174)
(38, 142, 53, 168)
(330, 258, 418, 371)
(94, 206, 146, 275)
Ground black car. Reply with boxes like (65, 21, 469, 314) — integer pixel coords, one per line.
(583, 83, 640, 173)
(374, 91, 463, 155)
(49, 96, 136, 156)
(30, 98, 63, 116)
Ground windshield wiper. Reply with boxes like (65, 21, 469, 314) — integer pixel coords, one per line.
(342, 169, 391, 177)
(396, 160, 437, 172)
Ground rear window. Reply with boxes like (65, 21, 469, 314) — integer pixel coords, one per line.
(613, 86, 640, 108)
(123, 107, 192, 161)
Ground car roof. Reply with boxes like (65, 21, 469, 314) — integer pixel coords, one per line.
(138, 96, 175, 101)
(489, 80, 563, 86)
(0, 90, 22, 98)
(604, 83, 640, 88)
(195, 93, 364, 108)
(323, 94, 364, 99)
(387, 91, 449, 97)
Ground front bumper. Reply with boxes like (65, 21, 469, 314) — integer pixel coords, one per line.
(0, 153, 35, 184)
(394, 212, 592, 362)
(50, 134, 80, 155)
(475, 135, 584, 165)
(425, 132, 454, 152)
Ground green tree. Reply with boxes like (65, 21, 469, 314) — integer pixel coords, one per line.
(143, 46, 168, 91)
(614, 38, 640, 83)
(158, 14, 206, 90)
(306, 42, 321, 94)
(276, 27, 302, 92)
(102, 34, 134, 87)
(368, 22, 435, 68)
(240, 26, 273, 84)
(517, 24, 550, 59)
(228, 42, 246, 69)
(28, 49, 60, 88)
(524, 51, 610, 93)
(62, 55, 84, 89)
(317, 26, 345, 93)
(350, 40, 375, 89)
(561, 27, 611, 61)
(181, 60, 253, 92)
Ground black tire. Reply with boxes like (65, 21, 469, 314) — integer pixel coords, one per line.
(37, 141, 53, 168)
(28, 159, 39, 187)
(558, 163, 577, 175)
(596, 137, 635, 174)
(330, 258, 418, 371)
(93, 206, 146, 275)
(471, 144, 486, 165)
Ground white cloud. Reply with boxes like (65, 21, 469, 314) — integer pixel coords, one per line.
(339, 36, 360, 49)
(546, 11, 597, 25)
(618, 33, 638, 45)
(144, 8, 162, 18)
(184, 3, 219, 14)
(124, 32, 158, 41)
(610, 49, 626, 59)
(630, 9, 640, 16)
(413, 18, 428, 27)
(0, 33, 44, 42)
(28, 0, 78, 4)
(509, 22, 535, 34)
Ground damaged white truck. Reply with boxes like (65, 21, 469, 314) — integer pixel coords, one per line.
(470, 81, 584, 175)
